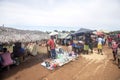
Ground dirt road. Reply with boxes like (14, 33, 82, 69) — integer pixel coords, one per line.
(1, 46, 120, 80)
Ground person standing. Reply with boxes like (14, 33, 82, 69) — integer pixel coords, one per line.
(89, 36, 93, 53)
(107, 36, 112, 48)
(31, 42, 38, 56)
(112, 41, 118, 61)
(1, 48, 14, 68)
(47, 36, 56, 59)
(84, 42, 89, 54)
(97, 36, 104, 55)
(83, 33, 90, 54)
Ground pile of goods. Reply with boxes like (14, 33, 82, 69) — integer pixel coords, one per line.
(41, 48, 78, 70)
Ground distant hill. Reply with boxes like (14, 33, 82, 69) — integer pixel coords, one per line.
(0, 26, 50, 43)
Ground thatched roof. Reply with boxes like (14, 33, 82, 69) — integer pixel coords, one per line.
(0, 26, 50, 43)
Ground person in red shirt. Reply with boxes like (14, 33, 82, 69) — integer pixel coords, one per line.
(47, 36, 56, 59)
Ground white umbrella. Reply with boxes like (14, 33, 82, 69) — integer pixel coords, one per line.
(49, 32, 58, 36)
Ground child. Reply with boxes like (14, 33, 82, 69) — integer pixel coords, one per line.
(78, 41, 84, 54)
(67, 42, 77, 57)
(97, 36, 103, 55)
(107, 36, 112, 48)
(112, 41, 118, 61)
(83, 42, 89, 54)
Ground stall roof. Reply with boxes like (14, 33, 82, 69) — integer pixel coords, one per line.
(73, 28, 96, 36)
(58, 33, 70, 39)
(49, 32, 58, 36)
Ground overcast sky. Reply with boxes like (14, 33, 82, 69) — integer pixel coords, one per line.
(0, 0, 120, 31)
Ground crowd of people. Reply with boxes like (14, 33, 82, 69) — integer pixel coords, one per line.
(0, 33, 120, 71)
(0, 41, 41, 71)
(110, 34, 120, 68)
(47, 33, 120, 68)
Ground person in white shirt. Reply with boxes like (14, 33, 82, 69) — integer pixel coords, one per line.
(97, 36, 104, 55)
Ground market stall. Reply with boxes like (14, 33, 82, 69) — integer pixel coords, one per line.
(41, 47, 78, 70)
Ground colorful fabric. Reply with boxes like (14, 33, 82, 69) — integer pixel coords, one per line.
(84, 45, 89, 50)
(1, 52, 13, 67)
(97, 43, 102, 49)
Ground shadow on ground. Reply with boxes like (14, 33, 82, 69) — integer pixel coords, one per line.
(0, 53, 48, 80)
